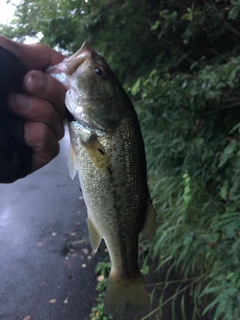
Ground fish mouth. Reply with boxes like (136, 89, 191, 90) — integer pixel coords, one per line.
(46, 42, 92, 87)
(64, 41, 92, 75)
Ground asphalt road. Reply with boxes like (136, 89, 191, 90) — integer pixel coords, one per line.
(0, 129, 99, 320)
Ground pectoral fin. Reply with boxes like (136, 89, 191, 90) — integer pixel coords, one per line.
(87, 216, 102, 252)
(83, 137, 111, 173)
(142, 196, 156, 241)
(68, 144, 77, 180)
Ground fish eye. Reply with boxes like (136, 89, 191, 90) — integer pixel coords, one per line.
(94, 66, 107, 77)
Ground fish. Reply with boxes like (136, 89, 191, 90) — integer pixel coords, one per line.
(47, 42, 156, 319)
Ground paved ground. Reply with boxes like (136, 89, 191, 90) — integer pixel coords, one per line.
(0, 129, 99, 320)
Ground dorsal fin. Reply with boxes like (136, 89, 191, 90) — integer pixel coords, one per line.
(142, 195, 156, 241)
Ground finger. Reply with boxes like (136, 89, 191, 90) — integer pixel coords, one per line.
(7, 92, 64, 141)
(0, 35, 65, 71)
(24, 70, 66, 120)
(24, 122, 60, 173)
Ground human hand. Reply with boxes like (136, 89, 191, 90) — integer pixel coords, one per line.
(0, 35, 66, 182)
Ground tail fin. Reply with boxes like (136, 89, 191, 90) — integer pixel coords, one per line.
(104, 271, 149, 319)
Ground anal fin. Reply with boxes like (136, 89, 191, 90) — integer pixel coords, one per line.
(88, 216, 102, 252)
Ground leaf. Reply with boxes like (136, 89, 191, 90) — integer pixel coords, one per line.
(202, 298, 219, 315)
(131, 78, 141, 95)
(151, 20, 160, 30)
(219, 180, 228, 200)
(229, 122, 240, 134)
(218, 141, 237, 168)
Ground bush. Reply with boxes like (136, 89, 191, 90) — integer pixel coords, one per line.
(130, 2, 240, 318)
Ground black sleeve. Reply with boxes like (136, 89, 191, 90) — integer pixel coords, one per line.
(0, 45, 32, 183)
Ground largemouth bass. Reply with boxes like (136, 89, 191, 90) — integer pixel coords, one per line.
(48, 42, 156, 319)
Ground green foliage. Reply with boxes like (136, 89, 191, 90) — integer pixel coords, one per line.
(3, 0, 240, 319)
(2, 0, 160, 82)
(131, 2, 240, 319)
(90, 262, 112, 320)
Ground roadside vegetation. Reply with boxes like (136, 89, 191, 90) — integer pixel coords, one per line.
(3, 1, 240, 319)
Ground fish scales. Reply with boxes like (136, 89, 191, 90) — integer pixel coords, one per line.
(47, 41, 156, 319)
(70, 110, 148, 277)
